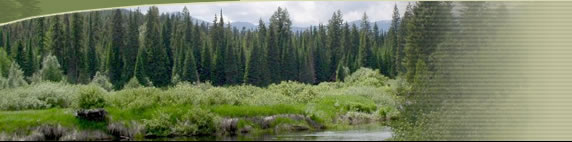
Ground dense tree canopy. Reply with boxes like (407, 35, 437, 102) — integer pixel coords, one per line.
(0, 4, 426, 89)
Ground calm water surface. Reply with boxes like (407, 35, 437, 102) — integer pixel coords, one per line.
(150, 125, 393, 141)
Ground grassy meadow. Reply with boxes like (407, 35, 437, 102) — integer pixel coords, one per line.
(0, 68, 406, 140)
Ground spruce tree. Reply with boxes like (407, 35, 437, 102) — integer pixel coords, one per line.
(182, 44, 199, 82)
(5, 31, 11, 56)
(123, 9, 140, 84)
(0, 29, 3, 49)
(327, 10, 343, 81)
(24, 40, 36, 77)
(108, 9, 124, 89)
(15, 41, 25, 72)
(144, 6, 171, 87)
(87, 11, 101, 79)
(245, 19, 270, 86)
(51, 16, 65, 67)
(213, 12, 226, 85)
(69, 13, 84, 83)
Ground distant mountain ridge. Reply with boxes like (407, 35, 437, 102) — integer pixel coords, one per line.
(228, 20, 392, 32)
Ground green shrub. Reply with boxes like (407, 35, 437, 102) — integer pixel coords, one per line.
(39, 55, 64, 82)
(77, 86, 106, 109)
(345, 86, 399, 108)
(144, 108, 217, 137)
(89, 72, 113, 91)
(378, 106, 401, 120)
(344, 67, 388, 87)
(0, 82, 79, 110)
(0, 48, 11, 77)
(176, 108, 217, 136)
(3, 62, 28, 89)
(201, 87, 240, 105)
(107, 87, 161, 110)
(211, 104, 305, 117)
(123, 77, 142, 89)
(143, 112, 172, 137)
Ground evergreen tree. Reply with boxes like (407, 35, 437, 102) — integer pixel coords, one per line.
(0, 29, 3, 48)
(0, 49, 11, 77)
(223, 22, 239, 85)
(37, 17, 47, 58)
(15, 41, 26, 72)
(404, 1, 453, 83)
(51, 16, 65, 67)
(69, 13, 84, 83)
(6, 62, 28, 88)
(162, 14, 174, 79)
(358, 13, 375, 69)
(212, 11, 228, 85)
(144, 6, 171, 87)
(181, 44, 199, 82)
(327, 10, 343, 81)
(397, 3, 413, 74)
(108, 9, 124, 89)
(24, 40, 36, 77)
(245, 19, 270, 86)
(123, 9, 140, 84)
(87, 11, 101, 79)
(5, 31, 11, 56)
(39, 54, 64, 82)
(200, 37, 212, 82)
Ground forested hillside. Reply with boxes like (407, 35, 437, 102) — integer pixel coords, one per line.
(0, 1, 516, 140)
(0, 4, 413, 89)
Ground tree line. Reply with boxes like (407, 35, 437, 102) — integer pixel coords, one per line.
(0, 2, 458, 90)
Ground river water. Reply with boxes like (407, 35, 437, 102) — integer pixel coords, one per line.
(151, 126, 393, 141)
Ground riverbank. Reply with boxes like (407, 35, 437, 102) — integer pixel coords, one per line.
(0, 68, 406, 141)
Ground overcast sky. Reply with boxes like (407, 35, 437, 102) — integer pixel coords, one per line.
(127, 1, 413, 27)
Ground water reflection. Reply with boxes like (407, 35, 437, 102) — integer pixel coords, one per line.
(272, 126, 393, 141)
(150, 126, 393, 141)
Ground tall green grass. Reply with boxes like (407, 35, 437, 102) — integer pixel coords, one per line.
(0, 68, 405, 136)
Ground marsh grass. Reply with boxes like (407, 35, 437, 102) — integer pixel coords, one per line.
(210, 104, 306, 117)
(0, 68, 405, 137)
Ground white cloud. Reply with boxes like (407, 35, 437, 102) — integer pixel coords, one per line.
(127, 1, 413, 27)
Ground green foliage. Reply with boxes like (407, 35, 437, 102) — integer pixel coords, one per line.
(0, 48, 11, 77)
(3, 62, 28, 89)
(378, 106, 400, 120)
(76, 85, 106, 109)
(89, 71, 113, 91)
(0, 82, 79, 110)
(141, 6, 171, 87)
(108, 9, 125, 89)
(211, 104, 305, 117)
(123, 77, 143, 89)
(0, 109, 77, 133)
(143, 108, 217, 137)
(142, 111, 172, 137)
(344, 67, 388, 87)
(38, 54, 64, 82)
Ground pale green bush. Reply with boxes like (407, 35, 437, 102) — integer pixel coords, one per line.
(3, 62, 28, 89)
(344, 67, 388, 87)
(108, 87, 161, 110)
(144, 108, 217, 137)
(90, 72, 113, 91)
(345, 86, 398, 108)
(123, 77, 143, 89)
(160, 83, 202, 105)
(0, 82, 79, 110)
(201, 87, 240, 105)
(76, 85, 107, 109)
(143, 111, 172, 137)
(173, 108, 217, 136)
(38, 55, 64, 82)
(0, 49, 11, 77)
